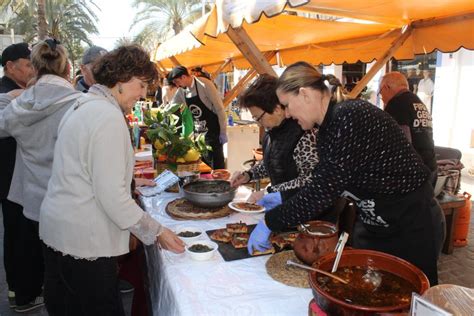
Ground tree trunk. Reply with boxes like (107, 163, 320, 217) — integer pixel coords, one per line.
(37, 0, 48, 40)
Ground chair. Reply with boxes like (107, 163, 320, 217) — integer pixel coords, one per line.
(435, 146, 462, 161)
(435, 146, 463, 195)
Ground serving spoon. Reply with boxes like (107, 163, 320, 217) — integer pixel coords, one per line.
(286, 260, 349, 284)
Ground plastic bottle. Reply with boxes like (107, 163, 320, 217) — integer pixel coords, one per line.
(228, 113, 234, 126)
(133, 118, 140, 150)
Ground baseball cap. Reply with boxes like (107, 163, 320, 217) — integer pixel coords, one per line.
(168, 66, 189, 81)
(1, 43, 31, 67)
(82, 45, 107, 65)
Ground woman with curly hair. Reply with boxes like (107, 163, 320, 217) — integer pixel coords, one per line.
(39, 45, 184, 315)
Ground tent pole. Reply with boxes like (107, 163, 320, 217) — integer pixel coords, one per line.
(348, 25, 413, 99)
(169, 56, 181, 67)
(155, 61, 167, 74)
(211, 59, 232, 80)
(223, 68, 258, 107)
(222, 51, 276, 107)
(226, 26, 277, 77)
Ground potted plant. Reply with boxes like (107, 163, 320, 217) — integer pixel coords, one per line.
(144, 104, 210, 175)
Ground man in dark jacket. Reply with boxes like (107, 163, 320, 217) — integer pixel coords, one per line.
(379, 72, 437, 176)
(0, 42, 34, 308)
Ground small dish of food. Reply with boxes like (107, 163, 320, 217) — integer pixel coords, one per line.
(211, 169, 231, 180)
(185, 240, 218, 261)
(228, 201, 265, 214)
(175, 226, 203, 244)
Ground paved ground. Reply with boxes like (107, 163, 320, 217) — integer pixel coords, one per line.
(1, 201, 472, 315)
(0, 206, 132, 316)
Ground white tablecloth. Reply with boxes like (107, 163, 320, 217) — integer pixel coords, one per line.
(141, 187, 313, 316)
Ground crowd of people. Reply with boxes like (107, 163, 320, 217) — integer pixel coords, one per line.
(1, 38, 443, 314)
(0, 41, 185, 315)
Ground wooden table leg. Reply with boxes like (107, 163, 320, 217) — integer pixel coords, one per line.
(442, 207, 459, 255)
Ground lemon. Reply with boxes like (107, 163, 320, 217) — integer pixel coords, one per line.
(184, 149, 200, 162)
(176, 157, 186, 163)
(154, 139, 165, 150)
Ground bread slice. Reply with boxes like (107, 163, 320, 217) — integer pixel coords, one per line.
(252, 247, 275, 256)
(209, 229, 232, 243)
(231, 233, 249, 248)
(226, 222, 248, 234)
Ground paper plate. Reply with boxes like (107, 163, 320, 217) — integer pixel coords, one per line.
(228, 201, 265, 214)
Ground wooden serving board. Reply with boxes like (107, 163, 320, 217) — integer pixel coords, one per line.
(166, 198, 232, 220)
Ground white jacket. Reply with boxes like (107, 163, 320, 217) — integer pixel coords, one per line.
(40, 85, 143, 258)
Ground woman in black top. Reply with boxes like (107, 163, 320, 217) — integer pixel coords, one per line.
(247, 61, 442, 286)
(230, 75, 319, 204)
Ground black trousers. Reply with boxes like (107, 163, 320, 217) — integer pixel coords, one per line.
(1, 198, 23, 293)
(16, 217, 44, 305)
(204, 138, 225, 170)
(43, 243, 125, 316)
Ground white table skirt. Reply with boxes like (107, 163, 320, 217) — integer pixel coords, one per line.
(141, 187, 313, 316)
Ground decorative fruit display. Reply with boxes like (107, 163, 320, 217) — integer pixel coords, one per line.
(144, 104, 210, 165)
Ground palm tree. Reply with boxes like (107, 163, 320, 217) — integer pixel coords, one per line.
(1, 0, 98, 42)
(5, 0, 99, 74)
(37, 0, 47, 39)
(131, 0, 209, 51)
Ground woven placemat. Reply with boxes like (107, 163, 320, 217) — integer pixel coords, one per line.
(266, 250, 310, 288)
(166, 198, 232, 220)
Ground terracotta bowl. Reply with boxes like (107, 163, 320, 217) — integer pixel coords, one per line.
(252, 148, 263, 161)
(211, 169, 231, 181)
(309, 249, 430, 316)
(293, 221, 338, 265)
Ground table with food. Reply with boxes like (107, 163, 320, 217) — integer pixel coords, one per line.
(137, 104, 445, 316)
(139, 177, 439, 316)
(140, 183, 314, 316)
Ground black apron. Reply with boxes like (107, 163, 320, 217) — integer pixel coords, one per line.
(348, 181, 440, 286)
(184, 79, 220, 141)
(184, 79, 223, 169)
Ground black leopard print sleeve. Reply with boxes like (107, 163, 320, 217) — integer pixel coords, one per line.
(248, 160, 268, 180)
(269, 128, 319, 192)
(265, 99, 429, 231)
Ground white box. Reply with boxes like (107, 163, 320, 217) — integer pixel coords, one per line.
(224, 124, 260, 174)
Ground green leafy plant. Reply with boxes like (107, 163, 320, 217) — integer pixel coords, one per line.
(144, 104, 210, 163)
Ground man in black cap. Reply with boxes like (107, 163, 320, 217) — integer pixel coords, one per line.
(0, 42, 34, 92)
(75, 45, 107, 92)
(0, 42, 34, 308)
(170, 66, 227, 169)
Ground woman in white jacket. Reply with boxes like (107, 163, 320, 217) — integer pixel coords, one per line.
(40, 45, 184, 315)
(0, 39, 83, 311)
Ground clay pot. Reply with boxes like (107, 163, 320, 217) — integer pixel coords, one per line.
(252, 148, 263, 161)
(309, 249, 430, 315)
(293, 221, 338, 265)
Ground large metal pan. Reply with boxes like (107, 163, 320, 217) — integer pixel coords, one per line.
(182, 180, 236, 208)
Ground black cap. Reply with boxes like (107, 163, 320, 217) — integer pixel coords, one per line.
(1, 43, 31, 67)
(168, 66, 189, 81)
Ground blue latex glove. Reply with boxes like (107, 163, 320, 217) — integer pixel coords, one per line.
(219, 133, 228, 144)
(247, 220, 272, 254)
(257, 192, 282, 212)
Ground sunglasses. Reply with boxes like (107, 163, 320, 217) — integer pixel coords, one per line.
(252, 111, 266, 123)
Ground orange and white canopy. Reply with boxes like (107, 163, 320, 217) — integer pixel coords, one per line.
(154, 0, 474, 72)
